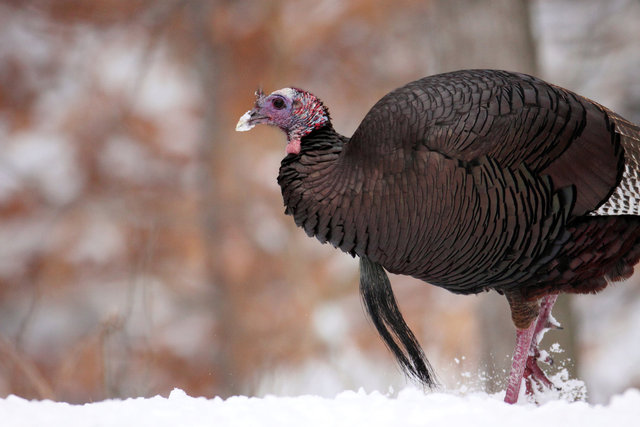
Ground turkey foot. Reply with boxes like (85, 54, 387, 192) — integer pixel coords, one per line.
(504, 294, 560, 404)
(524, 295, 560, 396)
(524, 348, 554, 396)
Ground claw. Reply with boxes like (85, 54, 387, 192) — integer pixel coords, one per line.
(543, 355, 554, 366)
(535, 349, 554, 366)
(545, 320, 563, 330)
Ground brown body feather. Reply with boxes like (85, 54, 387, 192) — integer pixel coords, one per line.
(279, 70, 640, 302)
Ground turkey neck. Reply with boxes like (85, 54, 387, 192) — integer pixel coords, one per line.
(278, 124, 358, 252)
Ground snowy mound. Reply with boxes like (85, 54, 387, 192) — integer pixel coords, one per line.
(1, 388, 639, 427)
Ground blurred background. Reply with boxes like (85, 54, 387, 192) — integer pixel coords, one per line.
(1, 0, 639, 404)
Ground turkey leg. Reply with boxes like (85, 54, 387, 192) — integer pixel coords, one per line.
(504, 294, 559, 404)
(523, 294, 559, 395)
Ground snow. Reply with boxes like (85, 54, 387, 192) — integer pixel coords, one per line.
(1, 387, 639, 427)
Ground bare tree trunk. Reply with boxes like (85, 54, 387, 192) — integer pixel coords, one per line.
(427, 0, 538, 74)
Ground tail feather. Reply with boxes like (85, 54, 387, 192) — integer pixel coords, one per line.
(591, 112, 640, 216)
(359, 256, 437, 388)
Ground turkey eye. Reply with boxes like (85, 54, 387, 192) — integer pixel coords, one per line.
(272, 98, 286, 109)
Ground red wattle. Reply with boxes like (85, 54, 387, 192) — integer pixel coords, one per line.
(286, 139, 301, 155)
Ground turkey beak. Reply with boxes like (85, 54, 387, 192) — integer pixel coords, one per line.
(235, 108, 268, 132)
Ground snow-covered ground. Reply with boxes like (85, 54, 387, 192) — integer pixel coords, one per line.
(1, 387, 639, 427)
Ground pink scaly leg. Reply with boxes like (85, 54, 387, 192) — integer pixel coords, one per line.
(504, 294, 560, 404)
(504, 320, 536, 404)
(533, 294, 559, 342)
(524, 294, 559, 395)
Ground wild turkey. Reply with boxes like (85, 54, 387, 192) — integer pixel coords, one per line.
(236, 69, 640, 403)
